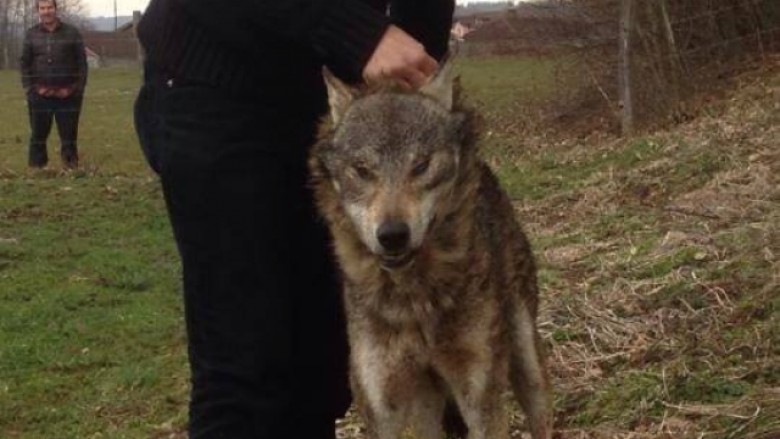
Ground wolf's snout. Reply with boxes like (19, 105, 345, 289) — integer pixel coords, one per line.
(376, 221, 410, 253)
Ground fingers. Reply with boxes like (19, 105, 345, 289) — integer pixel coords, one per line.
(402, 53, 437, 88)
(362, 25, 439, 90)
(376, 62, 431, 90)
(402, 66, 429, 89)
(418, 54, 438, 78)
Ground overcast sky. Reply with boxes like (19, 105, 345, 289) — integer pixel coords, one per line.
(85, 0, 148, 17)
(83, 0, 528, 18)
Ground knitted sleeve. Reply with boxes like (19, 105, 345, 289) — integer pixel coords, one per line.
(390, 0, 455, 61)
(177, 0, 391, 82)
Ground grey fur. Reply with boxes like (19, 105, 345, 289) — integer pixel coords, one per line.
(310, 68, 553, 439)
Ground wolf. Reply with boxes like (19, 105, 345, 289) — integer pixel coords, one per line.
(309, 63, 553, 439)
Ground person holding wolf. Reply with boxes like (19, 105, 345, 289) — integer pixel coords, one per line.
(133, 1, 454, 438)
(21, 0, 87, 169)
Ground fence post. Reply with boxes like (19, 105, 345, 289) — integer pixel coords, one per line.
(619, 0, 634, 135)
(618, 0, 634, 135)
(133, 10, 143, 63)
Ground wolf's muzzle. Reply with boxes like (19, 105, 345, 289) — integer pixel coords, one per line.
(376, 220, 411, 253)
(376, 220, 414, 269)
(377, 221, 415, 269)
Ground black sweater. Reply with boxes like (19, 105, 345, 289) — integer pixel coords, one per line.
(137, 0, 454, 105)
(20, 21, 88, 95)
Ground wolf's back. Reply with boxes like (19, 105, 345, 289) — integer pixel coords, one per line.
(474, 162, 540, 311)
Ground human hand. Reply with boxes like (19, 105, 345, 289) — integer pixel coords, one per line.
(362, 25, 438, 90)
(36, 86, 54, 97)
(54, 87, 73, 99)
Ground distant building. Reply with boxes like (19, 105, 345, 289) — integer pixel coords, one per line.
(85, 46, 101, 68)
(81, 14, 140, 65)
(457, 2, 606, 56)
(87, 15, 133, 32)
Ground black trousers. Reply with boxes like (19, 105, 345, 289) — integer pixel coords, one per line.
(27, 92, 82, 168)
(134, 66, 351, 439)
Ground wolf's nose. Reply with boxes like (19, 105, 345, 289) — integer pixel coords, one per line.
(377, 221, 410, 252)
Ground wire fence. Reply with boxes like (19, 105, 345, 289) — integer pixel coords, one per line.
(3, 0, 778, 134)
(457, 0, 780, 134)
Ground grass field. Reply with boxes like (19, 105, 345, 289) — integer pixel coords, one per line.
(1, 67, 187, 438)
(0, 58, 778, 439)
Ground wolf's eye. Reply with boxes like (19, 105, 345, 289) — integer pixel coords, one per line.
(352, 164, 374, 181)
(411, 158, 431, 177)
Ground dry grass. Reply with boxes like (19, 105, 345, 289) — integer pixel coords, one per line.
(527, 61, 779, 438)
(334, 59, 779, 439)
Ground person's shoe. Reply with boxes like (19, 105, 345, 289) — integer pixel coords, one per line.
(63, 158, 79, 169)
(61, 149, 79, 169)
(28, 147, 48, 168)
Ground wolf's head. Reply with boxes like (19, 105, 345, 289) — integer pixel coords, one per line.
(311, 63, 478, 270)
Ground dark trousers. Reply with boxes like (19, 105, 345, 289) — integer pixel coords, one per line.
(134, 66, 350, 439)
(27, 92, 82, 168)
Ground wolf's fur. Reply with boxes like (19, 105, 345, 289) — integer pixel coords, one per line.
(309, 66, 553, 439)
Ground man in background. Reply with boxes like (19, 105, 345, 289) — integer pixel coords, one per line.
(21, 0, 87, 169)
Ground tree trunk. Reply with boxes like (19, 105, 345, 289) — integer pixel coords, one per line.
(619, 0, 634, 135)
(0, 0, 9, 69)
(133, 10, 144, 63)
(660, 0, 687, 73)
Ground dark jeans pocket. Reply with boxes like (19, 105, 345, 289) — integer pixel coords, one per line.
(134, 82, 162, 174)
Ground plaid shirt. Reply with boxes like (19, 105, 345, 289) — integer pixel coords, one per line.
(20, 20, 88, 95)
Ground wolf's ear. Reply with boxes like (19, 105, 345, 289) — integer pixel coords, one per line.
(323, 68, 355, 125)
(419, 59, 455, 110)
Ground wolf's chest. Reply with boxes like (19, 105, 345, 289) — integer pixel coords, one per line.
(349, 261, 490, 326)
(345, 272, 450, 325)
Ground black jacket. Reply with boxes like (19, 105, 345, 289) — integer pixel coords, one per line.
(137, 0, 454, 105)
(20, 21, 88, 95)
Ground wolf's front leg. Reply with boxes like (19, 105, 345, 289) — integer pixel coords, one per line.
(409, 380, 447, 439)
(351, 332, 413, 439)
(509, 304, 553, 439)
(443, 364, 509, 439)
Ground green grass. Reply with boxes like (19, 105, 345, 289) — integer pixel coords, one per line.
(455, 56, 559, 112)
(1, 67, 187, 438)
(0, 67, 148, 174)
(1, 58, 778, 439)
(497, 139, 666, 201)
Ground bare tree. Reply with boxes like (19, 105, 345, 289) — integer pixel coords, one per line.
(1, 0, 10, 68)
(618, 0, 633, 135)
(0, 0, 92, 69)
(58, 0, 93, 30)
(0, 0, 33, 69)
